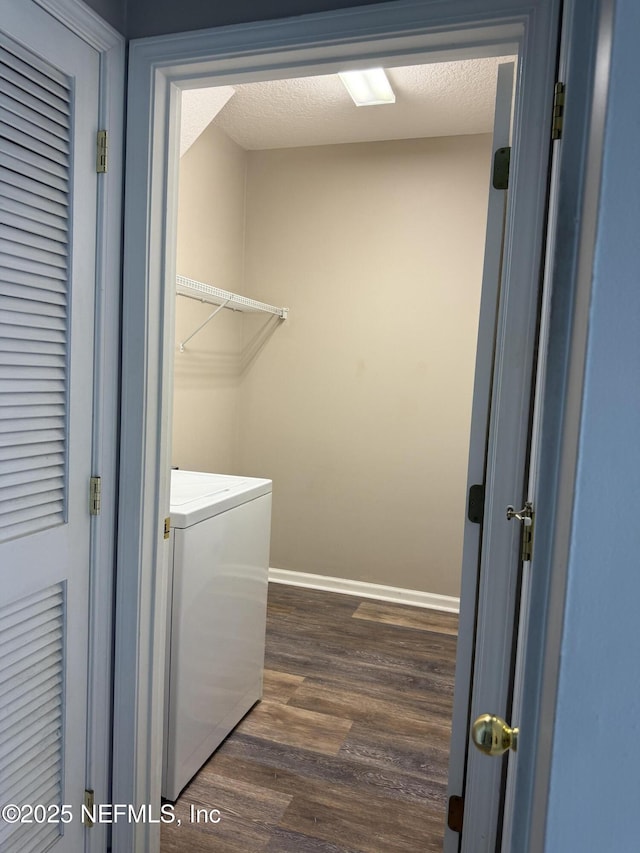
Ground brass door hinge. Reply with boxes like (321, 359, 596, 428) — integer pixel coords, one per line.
(447, 794, 464, 833)
(97, 129, 108, 173)
(164, 517, 171, 540)
(552, 82, 565, 140)
(83, 789, 95, 827)
(89, 476, 101, 516)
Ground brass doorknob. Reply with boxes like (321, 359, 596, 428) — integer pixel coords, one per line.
(472, 713, 519, 756)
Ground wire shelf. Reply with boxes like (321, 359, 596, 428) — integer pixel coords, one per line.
(176, 275, 288, 319)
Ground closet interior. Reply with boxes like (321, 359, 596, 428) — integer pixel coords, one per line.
(171, 57, 508, 602)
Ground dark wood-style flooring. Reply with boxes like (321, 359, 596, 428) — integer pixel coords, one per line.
(161, 583, 458, 853)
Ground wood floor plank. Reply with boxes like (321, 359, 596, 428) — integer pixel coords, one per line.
(288, 677, 454, 732)
(265, 632, 457, 701)
(265, 615, 457, 685)
(161, 583, 457, 853)
(266, 628, 457, 677)
(278, 783, 445, 853)
(264, 827, 359, 852)
(268, 600, 458, 657)
(209, 732, 448, 807)
(161, 772, 291, 853)
(268, 584, 361, 618)
(338, 722, 451, 785)
(262, 669, 305, 704)
(352, 600, 459, 635)
(235, 699, 353, 755)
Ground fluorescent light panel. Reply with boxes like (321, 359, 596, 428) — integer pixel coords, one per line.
(338, 68, 396, 106)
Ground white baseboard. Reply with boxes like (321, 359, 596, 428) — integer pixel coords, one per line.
(268, 568, 460, 614)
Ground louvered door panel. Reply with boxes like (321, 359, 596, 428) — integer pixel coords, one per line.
(0, 33, 71, 544)
(0, 583, 65, 853)
(0, 3, 100, 850)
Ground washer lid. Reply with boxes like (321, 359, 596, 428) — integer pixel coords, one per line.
(169, 469, 272, 527)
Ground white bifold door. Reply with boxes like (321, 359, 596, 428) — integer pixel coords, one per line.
(0, 1, 99, 851)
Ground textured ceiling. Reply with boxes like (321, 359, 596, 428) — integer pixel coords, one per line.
(180, 86, 235, 156)
(180, 56, 515, 154)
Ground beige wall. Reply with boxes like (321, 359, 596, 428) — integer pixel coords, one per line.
(173, 129, 492, 597)
(239, 135, 491, 597)
(172, 123, 247, 473)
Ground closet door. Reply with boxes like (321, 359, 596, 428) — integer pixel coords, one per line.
(0, 1, 99, 850)
(444, 61, 519, 852)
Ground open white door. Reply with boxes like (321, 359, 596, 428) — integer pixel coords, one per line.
(499, 58, 567, 853)
(445, 57, 554, 850)
(0, 1, 99, 850)
(444, 61, 515, 851)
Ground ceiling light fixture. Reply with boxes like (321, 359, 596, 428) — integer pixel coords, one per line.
(338, 68, 396, 106)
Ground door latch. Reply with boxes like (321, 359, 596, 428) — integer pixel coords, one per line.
(506, 501, 534, 561)
(506, 501, 533, 523)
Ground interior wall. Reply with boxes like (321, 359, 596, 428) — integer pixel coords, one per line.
(238, 135, 492, 596)
(172, 123, 247, 474)
(126, 0, 395, 39)
(82, 0, 126, 33)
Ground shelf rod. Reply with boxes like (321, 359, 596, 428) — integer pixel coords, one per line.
(178, 299, 230, 351)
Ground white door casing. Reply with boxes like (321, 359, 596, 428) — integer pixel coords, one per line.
(118, 3, 561, 851)
(0, 1, 99, 849)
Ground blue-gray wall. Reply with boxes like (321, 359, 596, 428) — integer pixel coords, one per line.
(81, 0, 399, 39)
(126, 0, 398, 39)
(545, 0, 640, 848)
(82, 0, 126, 33)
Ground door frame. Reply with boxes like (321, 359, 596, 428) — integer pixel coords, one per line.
(506, 0, 616, 848)
(117, 1, 560, 851)
(29, 3, 125, 852)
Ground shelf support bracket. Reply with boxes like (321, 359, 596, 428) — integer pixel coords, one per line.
(179, 299, 230, 352)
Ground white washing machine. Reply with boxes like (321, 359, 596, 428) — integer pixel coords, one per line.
(162, 469, 272, 801)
